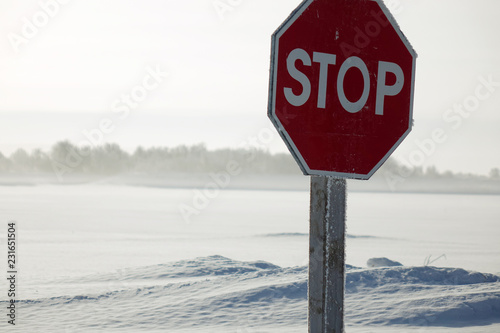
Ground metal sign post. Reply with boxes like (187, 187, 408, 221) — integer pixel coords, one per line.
(309, 176, 346, 332)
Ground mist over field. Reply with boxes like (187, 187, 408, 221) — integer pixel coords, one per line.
(1, 141, 500, 195)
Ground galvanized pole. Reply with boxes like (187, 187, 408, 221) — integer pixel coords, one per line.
(308, 176, 346, 333)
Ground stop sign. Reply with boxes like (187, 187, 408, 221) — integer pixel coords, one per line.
(268, 0, 416, 179)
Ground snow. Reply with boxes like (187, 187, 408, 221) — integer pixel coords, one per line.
(0, 184, 499, 332)
(6, 256, 500, 332)
(367, 257, 403, 267)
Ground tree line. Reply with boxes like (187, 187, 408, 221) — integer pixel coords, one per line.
(0, 141, 498, 180)
(0, 141, 299, 175)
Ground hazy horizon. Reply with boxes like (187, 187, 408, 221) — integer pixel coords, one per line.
(0, 110, 498, 176)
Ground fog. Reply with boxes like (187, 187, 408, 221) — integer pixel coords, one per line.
(1, 141, 499, 194)
(1, 0, 500, 174)
(1, 1, 499, 332)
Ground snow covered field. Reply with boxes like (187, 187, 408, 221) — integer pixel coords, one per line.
(0, 184, 499, 332)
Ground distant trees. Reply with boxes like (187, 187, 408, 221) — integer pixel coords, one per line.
(0, 141, 497, 181)
(0, 141, 300, 176)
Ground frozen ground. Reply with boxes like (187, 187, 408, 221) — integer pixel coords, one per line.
(0, 184, 499, 332)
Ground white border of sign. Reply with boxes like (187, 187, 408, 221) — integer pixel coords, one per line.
(268, 0, 417, 180)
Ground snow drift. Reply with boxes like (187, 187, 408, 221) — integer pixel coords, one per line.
(7, 256, 500, 332)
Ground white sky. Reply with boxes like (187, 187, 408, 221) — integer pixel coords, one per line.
(0, 0, 499, 175)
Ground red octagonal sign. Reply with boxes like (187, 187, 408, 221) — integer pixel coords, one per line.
(268, 0, 417, 179)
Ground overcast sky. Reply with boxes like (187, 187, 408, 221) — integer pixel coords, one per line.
(1, 0, 499, 175)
